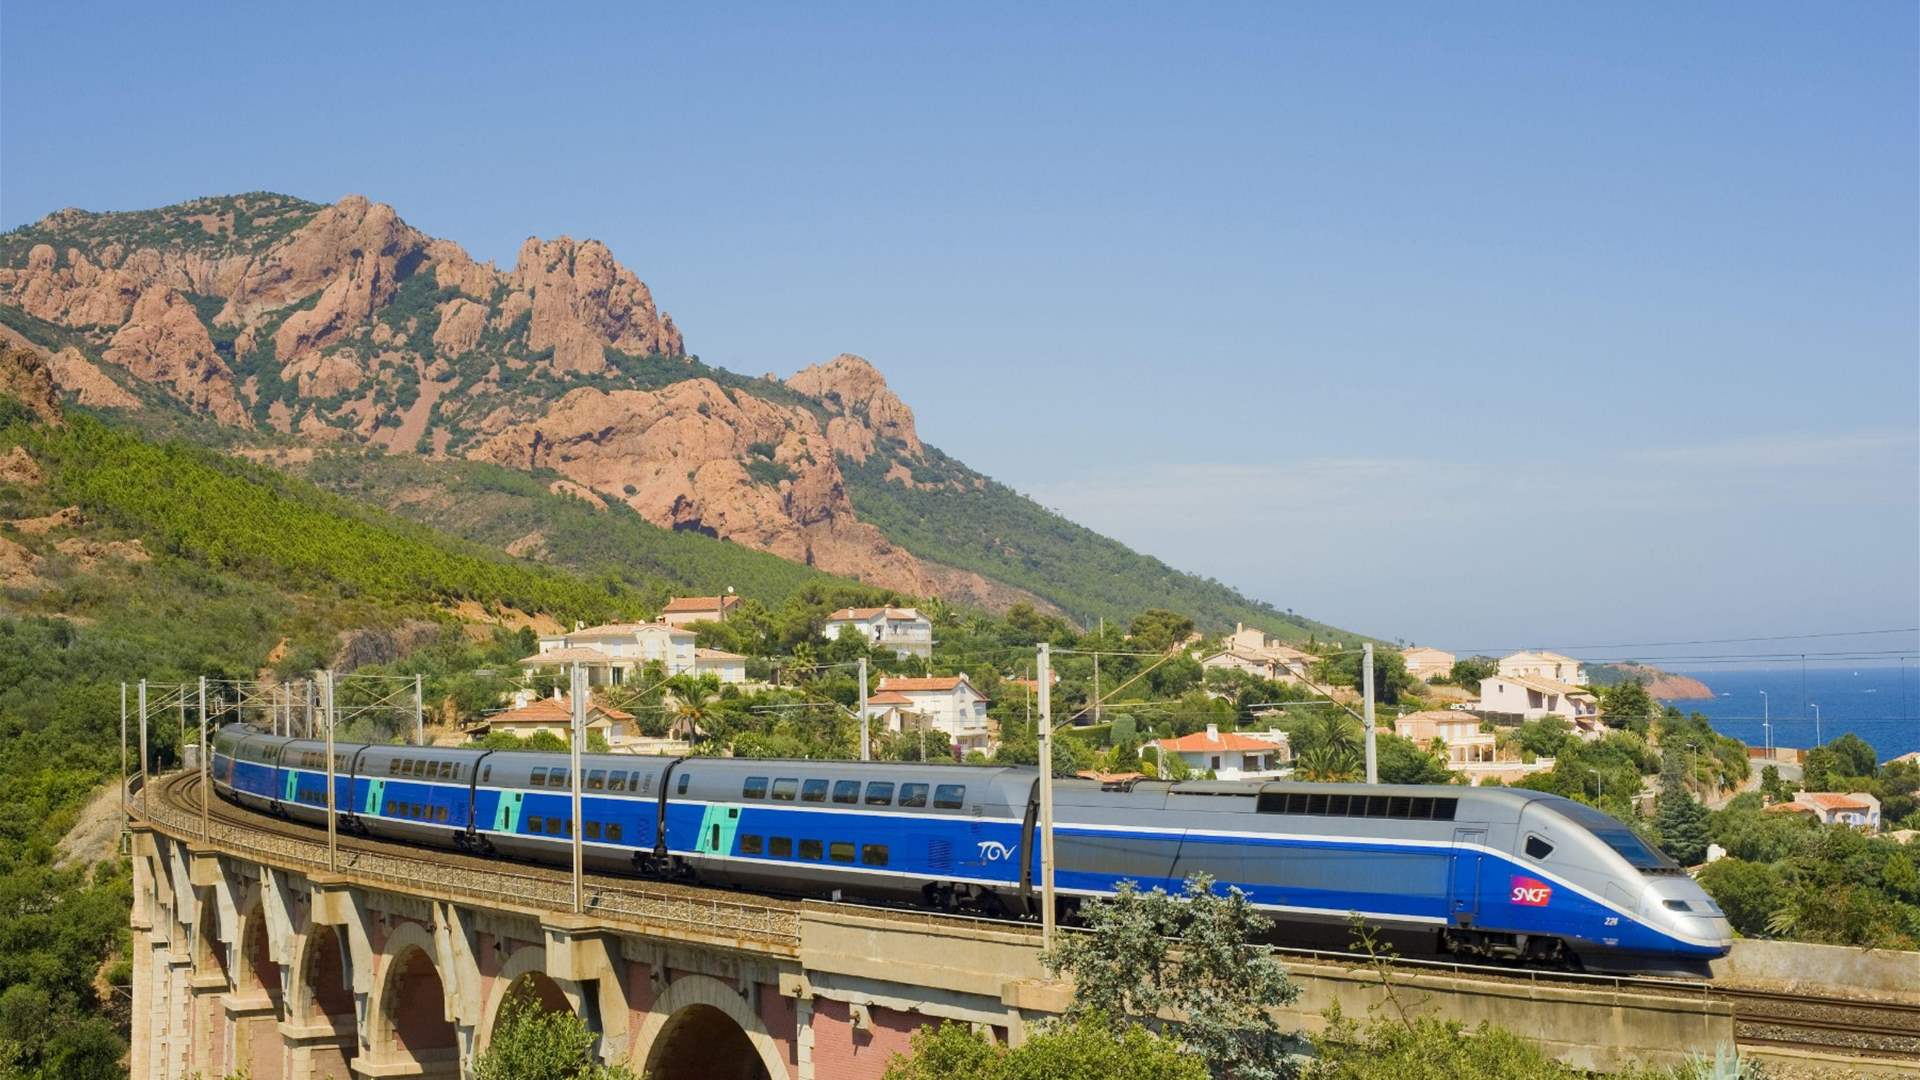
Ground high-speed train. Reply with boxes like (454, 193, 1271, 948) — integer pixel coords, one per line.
(211, 724, 1731, 975)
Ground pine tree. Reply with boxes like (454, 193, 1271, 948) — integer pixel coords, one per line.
(1654, 762, 1711, 866)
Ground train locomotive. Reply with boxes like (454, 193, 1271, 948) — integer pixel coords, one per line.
(211, 724, 1732, 975)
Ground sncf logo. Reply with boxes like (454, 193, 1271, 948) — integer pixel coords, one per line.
(1509, 876, 1553, 906)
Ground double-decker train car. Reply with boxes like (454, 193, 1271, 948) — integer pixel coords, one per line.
(209, 724, 1731, 975)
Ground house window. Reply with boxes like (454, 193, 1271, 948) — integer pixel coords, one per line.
(1210, 756, 1221, 770)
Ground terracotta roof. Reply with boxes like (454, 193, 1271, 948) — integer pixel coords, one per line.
(1150, 730, 1279, 753)
(663, 595, 740, 613)
(826, 606, 925, 622)
(567, 621, 692, 640)
(1765, 802, 1817, 814)
(864, 691, 914, 706)
(1496, 674, 1595, 698)
(1797, 793, 1876, 812)
(695, 647, 746, 660)
(877, 675, 978, 694)
(493, 694, 635, 724)
(519, 646, 613, 665)
(1203, 647, 1272, 666)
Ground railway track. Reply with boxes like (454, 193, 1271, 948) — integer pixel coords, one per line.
(140, 771, 1920, 1061)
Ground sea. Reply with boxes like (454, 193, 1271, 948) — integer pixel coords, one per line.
(1665, 666, 1920, 764)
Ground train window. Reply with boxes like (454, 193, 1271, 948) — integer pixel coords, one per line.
(865, 782, 895, 806)
(1389, 797, 1411, 818)
(1326, 794, 1350, 816)
(832, 780, 861, 805)
(899, 783, 929, 808)
(441, 762, 456, 779)
(388, 760, 401, 776)
(677, 773, 691, 795)
(710, 824, 721, 849)
(634, 773, 646, 793)
(482, 765, 492, 783)
(1306, 794, 1328, 815)
(531, 768, 548, 788)
(384, 800, 397, 816)
(743, 777, 768, 800)
(528, 817, 543, 834)
(588, 770, 606, 792)
(1432, 798, 1458, 821)
(609, 772, 627, 793)
(1525, 835, 1554, 860)
(740, 834, 764, 855)
(400, 760, 414, 777)
(828, 841, 856, 863)
(435, 806, 448, 823)
(934, 784, 966, 810)
(771, 779, 798, 802)
(861, 844, 888, 867)
(409, 803, 421, 818)
(1662, 899, 1691, 912)
(1409, 797, 1433, 819)
(585, 821, 602, 840)
(770, 837, 793, 857)
(557, 769, 574, 788)
(548, 817, 568, 836)
(799, 839, 823, 861)
(607, 823, 622, 842)
(801, 779, 829, 803)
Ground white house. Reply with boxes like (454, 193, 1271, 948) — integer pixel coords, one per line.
(1218, 624, 1314, 681)
(520, 621, 697, 685)
(1402, 647, 1457, 682)
(1395, 709, 1497, 766)
(824, 607, 934, 658)
(1201, 647, 1281, 681)
(1768, 792, 1882, 832)
(693, 647, 748, 684)
(873, 675, 992, 755)
(660, 594, 741, 629)
(1497, 650, 1587, 685)
(1144, 724, 1291, 780)
(1477, 674, 1601, 733)
(483, 690, 638, 742)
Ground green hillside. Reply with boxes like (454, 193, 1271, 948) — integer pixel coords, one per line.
(840, 446, 1361, 643)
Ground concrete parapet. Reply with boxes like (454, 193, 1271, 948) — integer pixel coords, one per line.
(1711, 939, 1920, 1003)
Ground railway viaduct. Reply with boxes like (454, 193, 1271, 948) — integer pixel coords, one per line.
(128, 772, 1775, 1079)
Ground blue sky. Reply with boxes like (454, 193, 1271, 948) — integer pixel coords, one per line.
(4, 3, 1915, 651)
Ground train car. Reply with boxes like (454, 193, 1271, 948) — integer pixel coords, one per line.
(662, 757, 1034, 908)
(209, 725, 1730, 974)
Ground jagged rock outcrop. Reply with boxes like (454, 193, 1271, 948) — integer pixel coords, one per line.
(102, 288, 248, 424)
(507, 236, 684, 373)
(0, 446, 44, 486)
(0, 340, 65, 426)
(787, 353, 924, 462)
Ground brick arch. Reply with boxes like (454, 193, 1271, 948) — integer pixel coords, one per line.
(367, 921, 458, 1067)
(474, 945, 576, 1057)
(632, 974, 784, 1080)
(234, 901, 280, 1002)
(289, 922, 356, 1028)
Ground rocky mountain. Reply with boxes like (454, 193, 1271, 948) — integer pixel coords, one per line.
(0, 193, 1354, 638)
(1586, 662, 1714, 701)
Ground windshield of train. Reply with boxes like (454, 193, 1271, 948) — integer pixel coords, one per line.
(1557, 801, 1679, 871)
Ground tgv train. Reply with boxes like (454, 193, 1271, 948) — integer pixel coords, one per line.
(211, 724, 1732, 975)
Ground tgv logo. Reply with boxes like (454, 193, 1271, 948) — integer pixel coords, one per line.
(1509, 875, 1553, 906)
(976, 840, 1016, 862)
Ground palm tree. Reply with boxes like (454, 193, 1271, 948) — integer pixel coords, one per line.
(1293, 712, 1363, 781)
(663, 673, 722, 742)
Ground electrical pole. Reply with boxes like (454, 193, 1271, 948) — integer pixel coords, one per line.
(119, 683, 128, 834)
(305, 679, 316, 739)
(198, 676, 209, 839)
(1362, 643, 1378, 784)
(1093, 651, 1101, 728)
(570, 664, 586, 915)
(322, 670, 337, 875)
(858, 657, 870, 762)
(1037, 643, 1056, 951)
(137, 680, 148, 817)
(414, 674, 425, 747)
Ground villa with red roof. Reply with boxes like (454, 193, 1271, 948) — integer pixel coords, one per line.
(823, 606, 934, 658)
(871, 674, 992, 755)
(1144, 724, 1292, 780)
(660, 593, 742, 628)
(1766, 791, 1881, 831)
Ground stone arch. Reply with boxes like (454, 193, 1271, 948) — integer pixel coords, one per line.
(633, 974, 783, 1080)
(235, 901, 280, 1002)
(367, 921, 458, 1071)
(193, 897, 231, 986)
(475, 945, 577, 1058)
(292, 923, 357, 1030)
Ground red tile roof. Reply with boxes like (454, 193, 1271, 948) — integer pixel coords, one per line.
(826, 606, 924, 622)
(1765, 802, 1816, 814)
(663, 595, 740, 613)
(1797, 793, 1875, 812)
(493, 694, 635, 724)
(878, 676, 973, 693)
(1150, 730, 1279, 753)
(864, 691, 914, 706)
